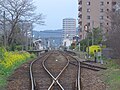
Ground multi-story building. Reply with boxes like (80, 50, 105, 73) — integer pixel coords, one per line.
(78, 0, 117, 40)
(63, 18, 76, 40)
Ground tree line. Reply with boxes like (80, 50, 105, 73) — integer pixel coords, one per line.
(0, 0, 44, 50)
(106, 5, 120, 58)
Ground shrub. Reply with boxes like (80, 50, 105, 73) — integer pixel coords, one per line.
(0, 50, 31, 76)
(0, 47, 36, 88)
(30, 53, 36, 58)
(0, 47, 6, 60)
(15, 45, 22, 51)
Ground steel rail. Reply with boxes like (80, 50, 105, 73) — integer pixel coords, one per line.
(42, 51, 69, 90)
(77, 61, 81, 90)
(30, 59, 36, 90)
(29, 53, 50, 90)
(69, 62, 100, 71)
(80, 62, 107, 69)
(63, 51, 81, 90)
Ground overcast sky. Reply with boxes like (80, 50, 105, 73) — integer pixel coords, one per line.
(33, 0, 78, 31)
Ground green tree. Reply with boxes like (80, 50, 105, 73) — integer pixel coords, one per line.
(80, 27, 103, 51)
(79, 38, 87, 51)
(106, 8, 120, 58)
(92, 27, 103, 45)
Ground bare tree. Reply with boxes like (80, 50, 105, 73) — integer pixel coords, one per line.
(0, 0, 44, 46)
(106, 3, 120, 58)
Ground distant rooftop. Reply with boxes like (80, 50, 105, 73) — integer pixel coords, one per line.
(63, 18, 76, 20)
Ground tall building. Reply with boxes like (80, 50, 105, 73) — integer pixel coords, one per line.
(63, 18, 76, 40)
(78, 0, 117, 39)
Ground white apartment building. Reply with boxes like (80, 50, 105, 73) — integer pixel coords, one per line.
(63, 18, 76, 40)
(78, 0, 117, 40)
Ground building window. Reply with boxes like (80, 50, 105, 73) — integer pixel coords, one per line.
(79, 14, 82, 18)
(100, 9, 104, 12)
(87, 2, 90, 5)
(79, 1, 82, 5)
(107, 29, 108, 32)
(107, 2, 109, 4)
(87, 9, 90, 12)
(79, 14, 82, 19)
(79, 7, 82, 11)
(100, 16, 104, 20)
(100, 23, 103, 27)
(87, 22, 90, 26)
(79, 21, 82, 25)
(107, 9, 109, 11)
(87, 16, 90, 19)
(100, 1, 104, 6)
(112, 2, 116, 5)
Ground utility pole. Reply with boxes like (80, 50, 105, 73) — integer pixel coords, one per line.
(92, 21, 94, 45)
(26, 29, 28, 50)
(87, 32, 89, 58)
(30, 24, 33, 50)
(79, 43, 80, 51)
(84, 24, 89, 58)
(21, 21, 24, 51)
(3, 11, 6, 49)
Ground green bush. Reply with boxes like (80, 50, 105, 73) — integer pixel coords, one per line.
(15, 45, 22, 51)
(0, 47, 6, 60)
(101, 59, 120, 90)
(0, 48, 36, 88)
(30, 53, 36, 58)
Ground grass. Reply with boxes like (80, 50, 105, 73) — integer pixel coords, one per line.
(76, 51, 97, 61)
(0, 48, 36, 89)
(75, 50, 120, 90)
(101, 59, 120, 90)
(0, 75, 6, 88)
(0, 75, 8, 90)
(74, 50, 86, 59)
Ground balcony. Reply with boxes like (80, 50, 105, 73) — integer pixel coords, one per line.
(78, 6, 82, 11)
(78, 18, 82, 21)
(78, 20, 82, 25)
(78, 0, 81, 2)
(78, 0, 82, 5)
(78, 5, 82, 11)
(78, 12, 82, 18)
(78, 25, 82, 32)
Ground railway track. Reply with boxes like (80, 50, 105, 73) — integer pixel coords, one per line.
(65, 50, 107, 71)
(29, 50, 81, 90)
(7, 50, 106, 90)
(42, 51, 69, 90)
(65, 50, 107, 90)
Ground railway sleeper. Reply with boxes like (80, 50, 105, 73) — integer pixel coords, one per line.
(69, 62, 100, 71)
